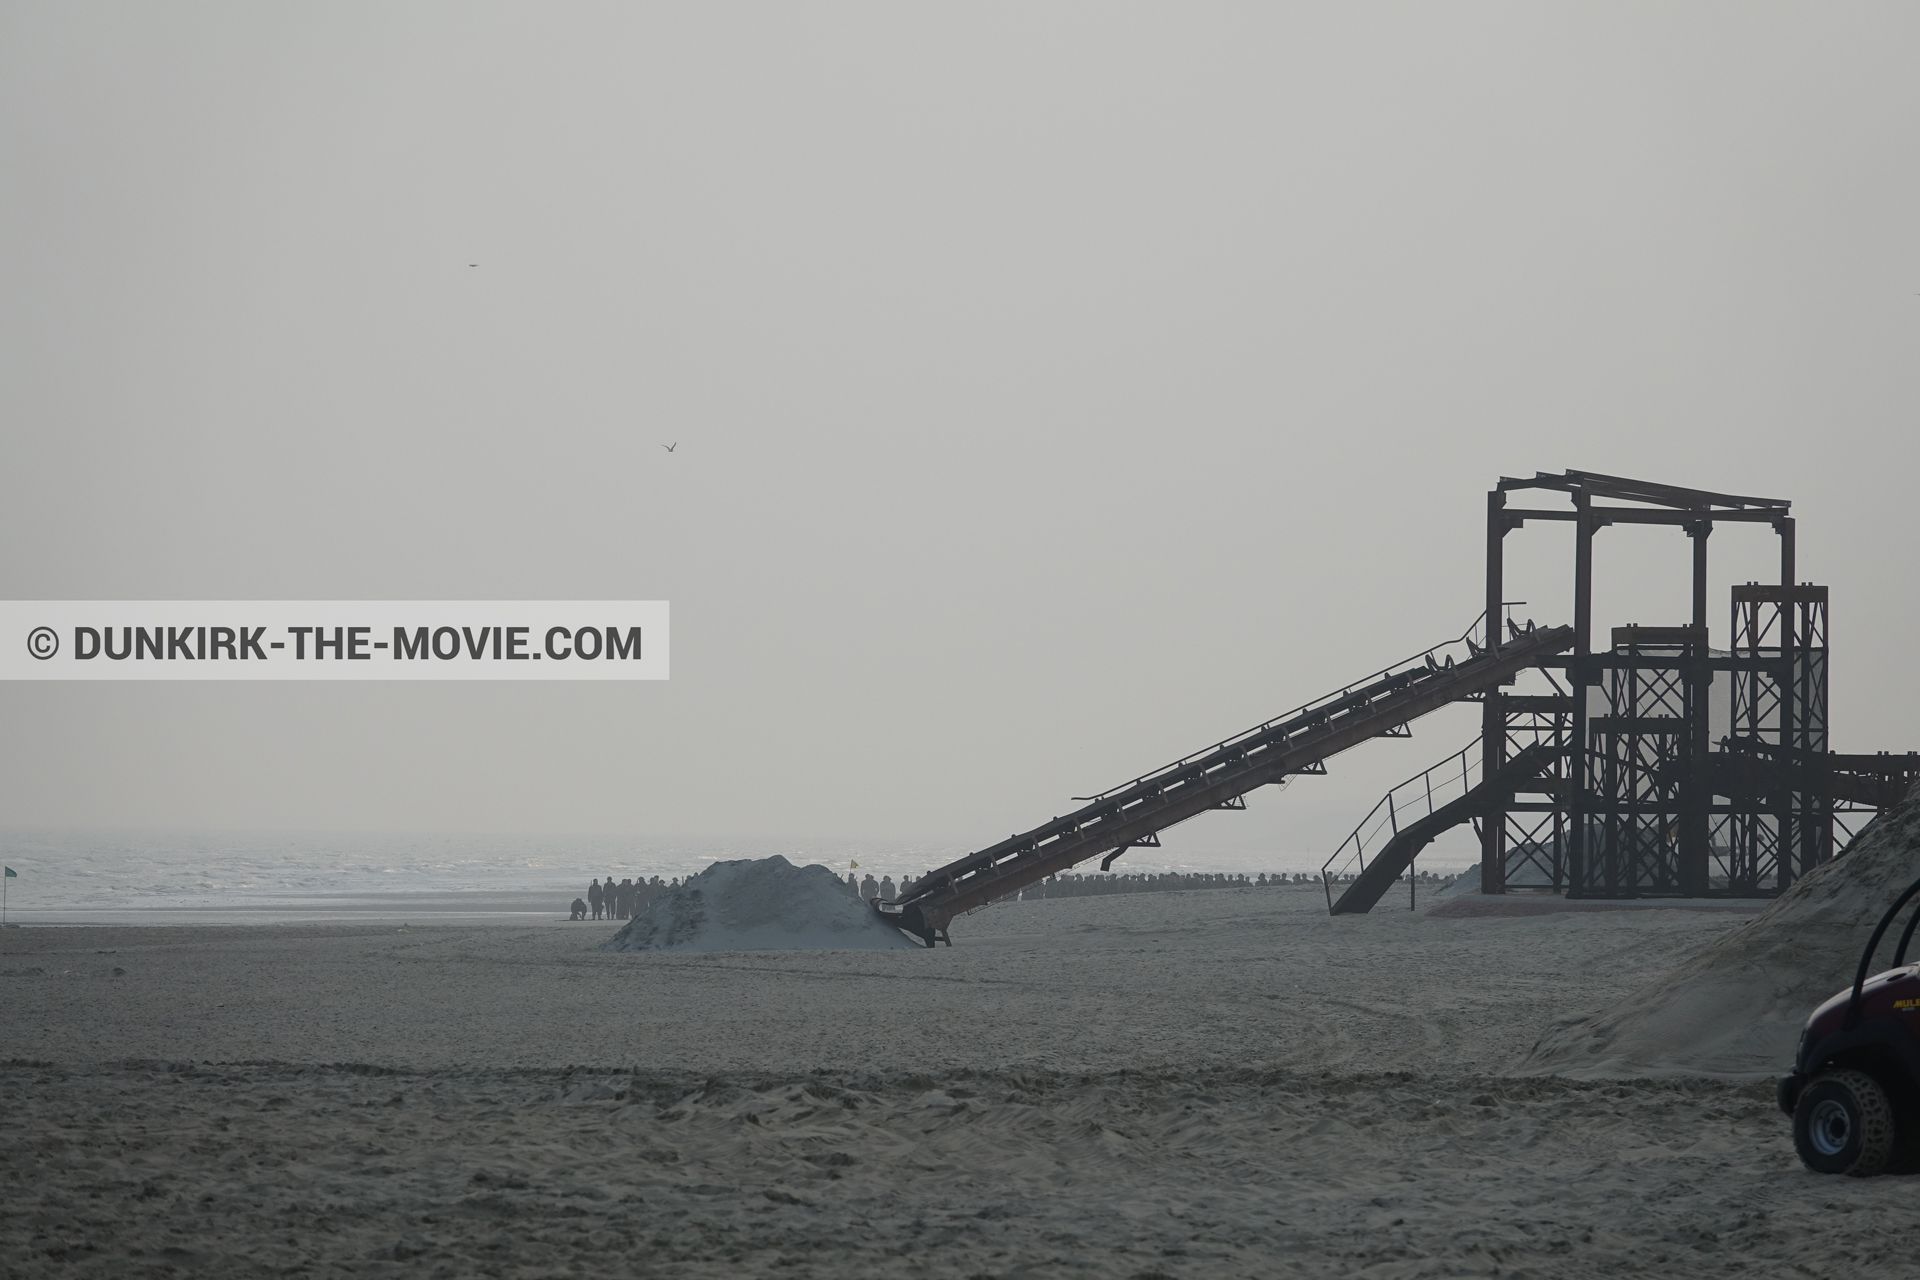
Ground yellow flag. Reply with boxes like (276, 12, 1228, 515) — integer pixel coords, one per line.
(850, 860, 859, 869)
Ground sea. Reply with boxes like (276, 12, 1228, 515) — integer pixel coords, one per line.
(0, 828, 1478, 926)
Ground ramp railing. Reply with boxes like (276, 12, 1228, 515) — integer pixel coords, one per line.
(1076, 613, 1490, 806)
(1321, 739, 1482, 912)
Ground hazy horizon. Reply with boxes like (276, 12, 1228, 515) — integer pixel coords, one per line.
(4, 5, 1917, 867)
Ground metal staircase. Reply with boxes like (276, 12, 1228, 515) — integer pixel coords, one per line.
(1322, 740, 1562, 914)
(879, 620, 1574, 945)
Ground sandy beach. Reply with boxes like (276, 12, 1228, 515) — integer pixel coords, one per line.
(5, 883, 1911, 1278)
(9, 1, 1920, 1274)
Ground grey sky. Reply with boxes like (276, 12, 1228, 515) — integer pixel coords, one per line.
(1, 4, 1915, 857)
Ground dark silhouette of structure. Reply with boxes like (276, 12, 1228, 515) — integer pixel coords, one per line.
(877, 470, 1918, 944)
(1461, 471, 1914, 903)
(880, 614, 1573, 944)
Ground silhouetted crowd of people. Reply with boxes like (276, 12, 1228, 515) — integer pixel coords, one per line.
(571, 865, 1454, 919)
(1018, 871, 1258, 899)
(842, 872, 911, 901)
(1314, 869, 1449, 886)
(576, 874, 680, 922)
(834, 868, 1453, 903)
(1015, 869, 1451, 897)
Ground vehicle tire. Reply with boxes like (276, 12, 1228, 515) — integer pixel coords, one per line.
(1793, 1069, 1897, 1176)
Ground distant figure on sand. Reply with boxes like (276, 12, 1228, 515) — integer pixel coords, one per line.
(588, 878, 604, 920)
(570, 898, 587, 921)
(860, 873, 878, 900)
(879, 875, 895, 901)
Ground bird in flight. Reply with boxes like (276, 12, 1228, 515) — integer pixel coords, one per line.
(662, 442, 677, 453)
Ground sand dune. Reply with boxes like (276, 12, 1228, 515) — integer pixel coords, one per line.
(1522, 786, 1920, 1079)
(603, 856, 917, 952)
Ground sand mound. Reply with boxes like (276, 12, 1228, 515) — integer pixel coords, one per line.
(601, 855, 919, 953)
(1431, 857, 1559, 901)
(1520, 784, 1920, 1079)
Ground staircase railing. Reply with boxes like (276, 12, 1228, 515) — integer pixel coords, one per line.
(1321, 739, 1482, 912)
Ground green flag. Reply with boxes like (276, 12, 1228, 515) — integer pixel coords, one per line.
(2, 867, 14, 877)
